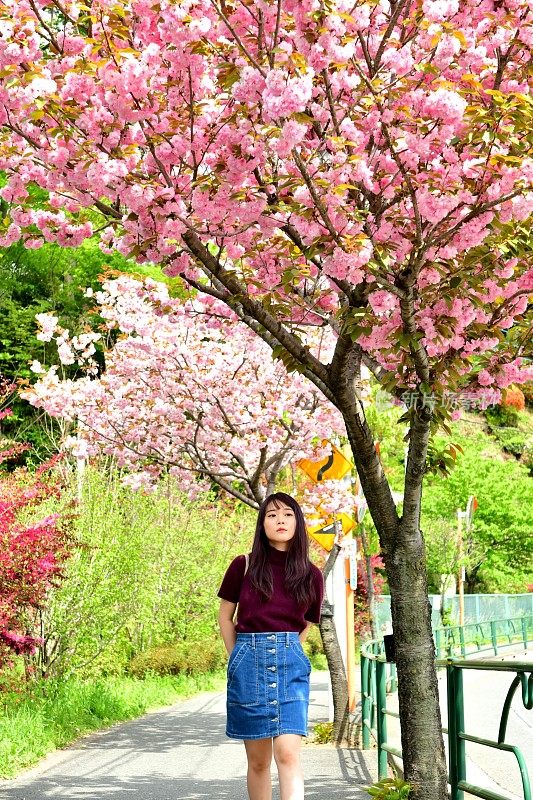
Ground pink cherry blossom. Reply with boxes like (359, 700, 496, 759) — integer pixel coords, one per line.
(23, 276, 345, 506)
(0, 0, 531, 482)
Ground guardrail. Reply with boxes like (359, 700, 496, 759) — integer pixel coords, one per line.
(360, 614, 533, 800)
(447, 658, 532, 800)
(435, 616, 532, 660)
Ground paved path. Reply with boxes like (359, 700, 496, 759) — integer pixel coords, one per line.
(5, 653, 528, 800)
(0, 671, 377, 800)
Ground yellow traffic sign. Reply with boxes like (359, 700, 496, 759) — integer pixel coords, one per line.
(297, 441, 353, 483)
(307, 512, 355, 551)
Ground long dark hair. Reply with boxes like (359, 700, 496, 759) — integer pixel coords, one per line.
(248, 492, 316, 607)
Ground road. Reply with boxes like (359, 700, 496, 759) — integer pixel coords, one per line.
(0, 671, 377, 800)
(2, 652, 529, 800)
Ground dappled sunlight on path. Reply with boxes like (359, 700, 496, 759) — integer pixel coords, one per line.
(1, 671, 377, 800)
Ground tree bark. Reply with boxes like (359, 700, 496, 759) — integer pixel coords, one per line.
(318, 542, 354, 746)
(331, 338, 448, 800)
(319, 606, 350, 745)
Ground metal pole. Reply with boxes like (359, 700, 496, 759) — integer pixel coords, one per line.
(436, 628, 442, 659)
(447, 662, 458, 800)
(361, 653, 370, 749)
(457, 510, 465, 627)
(491, 620, 498, 654)
(456, 666, 466, 799)
(376, 659, 388, 780)
(345, 542, 357, 735)
(447, 661, 465, 800)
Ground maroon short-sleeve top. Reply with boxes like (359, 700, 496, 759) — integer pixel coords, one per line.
(217, 545, 324, 633)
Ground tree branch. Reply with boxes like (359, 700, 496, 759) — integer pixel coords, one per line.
(292, 150, 343, 245)
(181, 229, 336, 403)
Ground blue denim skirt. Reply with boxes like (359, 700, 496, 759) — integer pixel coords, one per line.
(226, 632, 311, 740)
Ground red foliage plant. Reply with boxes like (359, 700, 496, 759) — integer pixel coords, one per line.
(501, 385, 526, 412)
(0, 428, 73, 670)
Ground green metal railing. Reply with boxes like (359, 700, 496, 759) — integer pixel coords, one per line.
(360, 613, 533, 800)
(447, 658, 533, 800)
(435, 615, 532, 660)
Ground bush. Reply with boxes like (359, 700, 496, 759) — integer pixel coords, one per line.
(313, 721, 333, 743)
(522, 439, 533, 476)
(521, 381, 533, 407)
(422, 428, 533, 593)
(502, 385, 526, 412)
(27, 466, 255, 679)
(303, 626, 328, 670)
(367, 778, 411, 798)
(128, 638, 227, 677)
(485, 404, 520, 428)
(491, 427, 528, 457)
(303, 624, 324, 657)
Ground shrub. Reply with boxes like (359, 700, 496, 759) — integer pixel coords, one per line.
(521, 381, 533, 407)
(303, 624, 324, 657)
(520, 438, 533, 476)
(502, 385, 526, 412)
(491, 427, 528, 457)
(422, 428, 533, 593)
(128, 638, 227, 677)
(313, 721, 334, 744)
(354, 555, 386, 638)
(303, 626, 328, 670)
(367, 777, 411, 798)
(485, 404, 520, 428)
(28, 466, 255, 679)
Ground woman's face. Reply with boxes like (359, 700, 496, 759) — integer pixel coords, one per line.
(263, 501, 297, 551)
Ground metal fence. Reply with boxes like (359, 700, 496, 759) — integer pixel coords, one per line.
(375, 594, 533, 632)
(360, 613, 533, 800)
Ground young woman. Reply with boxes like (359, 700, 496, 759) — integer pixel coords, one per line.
(217, 492, 324, 800)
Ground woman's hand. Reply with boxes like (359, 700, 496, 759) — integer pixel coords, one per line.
(218, 599, 238, 655)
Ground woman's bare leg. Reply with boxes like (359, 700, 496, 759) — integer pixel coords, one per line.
(273, 734, 304, 800)
(244, 738, 273, 800)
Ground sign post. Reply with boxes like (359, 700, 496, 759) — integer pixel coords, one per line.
(296, 441, 357, 729)
(344, 536, 357, 727)
(456, 509, 466, 626)
(457, 496, 477, 626)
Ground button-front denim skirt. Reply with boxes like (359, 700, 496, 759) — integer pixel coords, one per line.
(226, 631, 311, 740)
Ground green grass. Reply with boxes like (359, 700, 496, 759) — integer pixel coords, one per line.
(0, 671, 225, 779)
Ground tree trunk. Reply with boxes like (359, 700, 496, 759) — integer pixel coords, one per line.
(319, 606, 350, 745)
(349, 429, 447, 798)
(386, 527, 446, 798)
(360, 525, 378, 639)
(331, 341, 448, 800)
(318, 543, 354, 746)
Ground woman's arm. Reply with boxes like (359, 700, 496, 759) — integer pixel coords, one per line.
(218, 599, 238, 655)
(299, 622, 312, 644)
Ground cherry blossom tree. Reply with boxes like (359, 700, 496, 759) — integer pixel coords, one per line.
(22, 274, 354, 738)
(22, 274, 344, 506)
(2, 0, 533, 795)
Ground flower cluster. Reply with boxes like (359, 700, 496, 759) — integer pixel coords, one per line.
(22, 276, 344, 503)
(1, 0, 532, 420)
